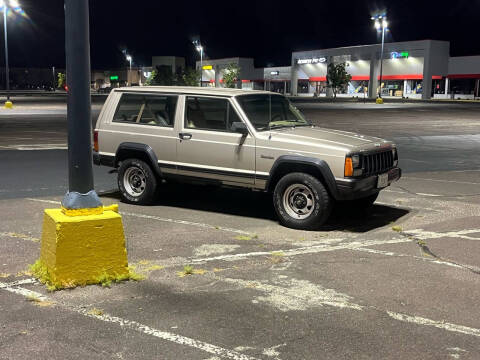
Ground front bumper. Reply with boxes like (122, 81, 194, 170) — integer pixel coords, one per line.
(335, 167, 401, 201)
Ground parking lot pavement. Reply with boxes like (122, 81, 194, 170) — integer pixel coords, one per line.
(1, 174, 480, 359)
(1, 101, 480, 358)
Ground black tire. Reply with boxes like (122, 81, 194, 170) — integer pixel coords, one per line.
(118, 158, 158, 205)
(273, 172, 332, 230)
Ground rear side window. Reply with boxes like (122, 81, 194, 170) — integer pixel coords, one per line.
(113, 93, 178, 127)
(185, 96, 241, 132)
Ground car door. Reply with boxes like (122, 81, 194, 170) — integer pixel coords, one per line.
(104, 92, 179, 175)
(176, 95, 255, 185)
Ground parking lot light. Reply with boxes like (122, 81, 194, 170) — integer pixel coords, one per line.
(371, 14, 389, 100)
(194, 40, 204, 87)
(1, 0, 24, 108)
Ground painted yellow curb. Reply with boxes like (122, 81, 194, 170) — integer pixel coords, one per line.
(4, 101, 13, 109)
(35, 205, 129, 289)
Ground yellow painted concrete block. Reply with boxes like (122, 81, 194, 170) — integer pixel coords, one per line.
(4, 101, 13, 109)
(376, 97, 384, 104)
(39, 208, 128, 287)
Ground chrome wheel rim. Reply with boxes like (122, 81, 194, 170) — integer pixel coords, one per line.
(123, 167, 146, 197)
(282, 184, 315, 219)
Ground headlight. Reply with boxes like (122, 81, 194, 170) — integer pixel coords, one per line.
(392, 147, 398, 166)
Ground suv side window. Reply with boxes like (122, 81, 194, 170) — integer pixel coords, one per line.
(185, 96, 241, 132)
(113, 93, 178, 127)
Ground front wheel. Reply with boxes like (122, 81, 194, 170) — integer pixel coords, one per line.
(118, 159, 158, 205)
(273, 172, 332, 230)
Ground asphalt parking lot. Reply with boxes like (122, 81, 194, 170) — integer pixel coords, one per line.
(1, 98, 480, 359)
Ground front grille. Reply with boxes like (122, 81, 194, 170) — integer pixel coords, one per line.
(363, 150, 394, 176)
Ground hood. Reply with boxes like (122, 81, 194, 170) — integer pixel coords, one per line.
(266, 126, 390, 152)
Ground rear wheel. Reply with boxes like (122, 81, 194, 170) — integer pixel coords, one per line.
(273, 172, 332, 230)
(118, 158, 158, 205)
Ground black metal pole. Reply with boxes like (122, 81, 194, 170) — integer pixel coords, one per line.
(64, 0, 94, 194)
(3, 8, 10, 101)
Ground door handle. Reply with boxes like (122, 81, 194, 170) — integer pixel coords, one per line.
(179, 132, 192, 140)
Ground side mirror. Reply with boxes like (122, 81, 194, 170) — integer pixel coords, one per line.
(230, 122, 249, 136)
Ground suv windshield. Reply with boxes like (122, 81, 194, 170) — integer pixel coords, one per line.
(236, 94, 310, 131)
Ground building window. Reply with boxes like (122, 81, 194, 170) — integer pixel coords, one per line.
(297, 80, 309, 93)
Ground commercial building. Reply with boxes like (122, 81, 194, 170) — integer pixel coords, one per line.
(197, 57, 264, 89)
(199, 40, 480, 100)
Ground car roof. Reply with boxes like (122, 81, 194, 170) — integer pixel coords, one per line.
(113, 86, 274, 97)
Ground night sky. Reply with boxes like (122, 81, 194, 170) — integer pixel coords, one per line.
(8, 0, 480, 70)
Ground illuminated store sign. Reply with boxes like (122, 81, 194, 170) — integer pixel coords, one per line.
(297, 57, 326, 64)
(202, 65, 213, 70)
(391, 51, 409, 59)
(270, 71, 279, 75)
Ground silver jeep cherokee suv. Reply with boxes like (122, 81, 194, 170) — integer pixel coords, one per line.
(93, 86, 401, 230)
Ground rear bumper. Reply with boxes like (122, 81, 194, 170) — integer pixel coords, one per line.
(93, 152, 115, 167)
(335, 167, 401, 201)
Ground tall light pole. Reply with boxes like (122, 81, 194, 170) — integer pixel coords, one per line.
(371, 14, 388, 99)
(194, 40, 203, 87)
(62, 0, 100, 207)
(1, 0, 24, 108)
(125, 54, 132, 86)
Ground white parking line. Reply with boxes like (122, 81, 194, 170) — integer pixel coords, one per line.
(221, 275, 480, 338)
(403, 177, 480, 186)
(353, 247, 464, 269)
(406, 229, 480, 241)
(189, 238, 412, 264)
(26, 198, 250, 235)
(386, 311, 480, 337)
(0, 144, 67, 150)
(0, 279, 260, 360)
(0, 279, 47, 301)
(121, 211, 249, 235)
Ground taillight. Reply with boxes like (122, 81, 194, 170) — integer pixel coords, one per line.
(93, 130, 99, 152)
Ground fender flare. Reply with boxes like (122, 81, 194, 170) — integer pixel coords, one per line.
(115, 142, 162, 177)
(266, 155, 339, 199)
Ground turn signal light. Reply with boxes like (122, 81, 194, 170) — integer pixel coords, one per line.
(344, 157, 353, 177)
(93, 130, 99, 152)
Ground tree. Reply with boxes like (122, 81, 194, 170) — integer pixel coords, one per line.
(222, 63, 240, 88)
(178, 67, 200, 86)
(326, 62, 352, 98)
(57, 72, 66, 89)
(145, 70, 157, 86)
(145, 66, 175, 86)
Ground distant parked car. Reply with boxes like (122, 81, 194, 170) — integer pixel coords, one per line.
(98, 86, 113, 94)
(93, 87, 401, 230)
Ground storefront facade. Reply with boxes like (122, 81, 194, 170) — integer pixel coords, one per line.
(197, 40, 480, 100)
(196, 57, 263, 89)
(291, 40, 450, 100)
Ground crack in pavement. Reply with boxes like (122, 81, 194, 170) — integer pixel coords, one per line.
(396, 231, 480, 275)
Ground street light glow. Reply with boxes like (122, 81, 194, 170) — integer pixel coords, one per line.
(382, 20, 388, 28)
(126, 55, 132, 62)
(374, 21, 380, 29)
(193, 40, 204, 86)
